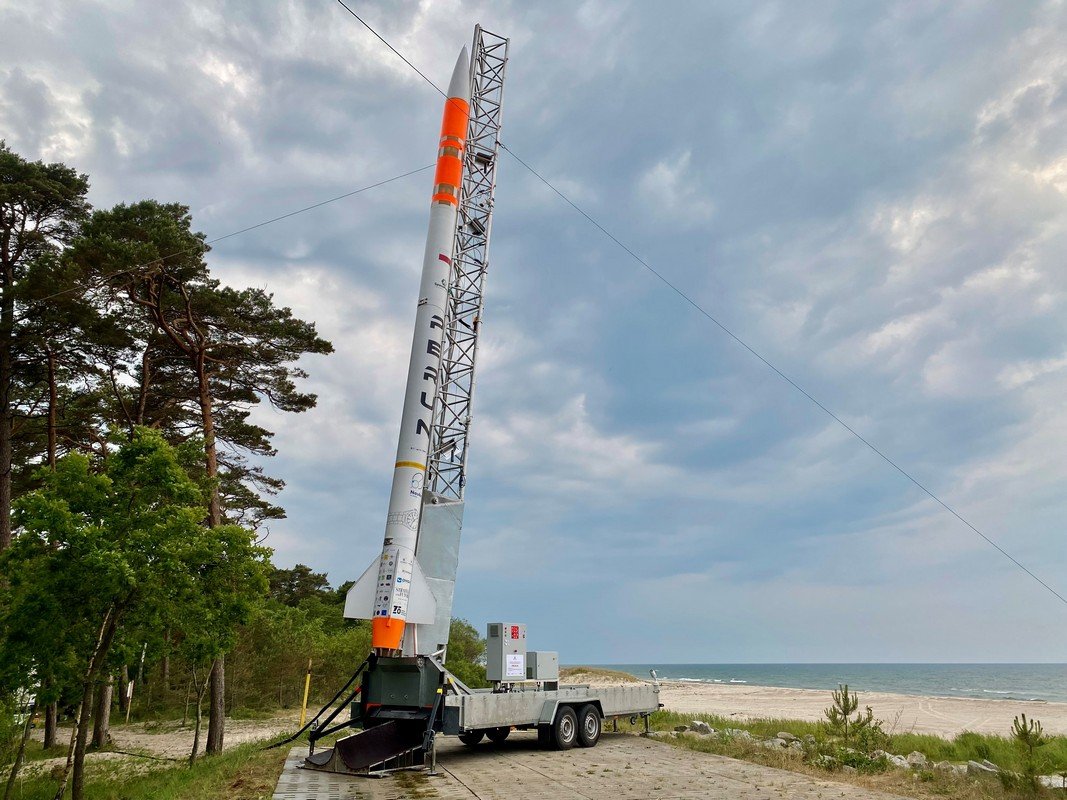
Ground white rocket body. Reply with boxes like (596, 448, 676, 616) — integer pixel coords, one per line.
(345, 48, 471, 656)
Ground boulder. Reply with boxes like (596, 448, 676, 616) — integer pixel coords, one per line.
(886, 754, 909, 769)
(967, 760, 998, 776)
(789, 741, 804, 752)
(812, 754, 839, 770)
(906, 751, 928, 769)
(690, 721, 714, 735)
(776, 732, 799, 743)
(933, 761, 965, 775)
(726, 729, 753, 740)
(1039, 775, 1067, 789)
(981, 759, 1000, 772)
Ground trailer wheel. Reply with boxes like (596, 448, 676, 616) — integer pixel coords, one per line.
(551, 706, 578, 750)
(458, 731, 484, 746)
(576, 704, 601, 748)
(486, 726, 510, 743)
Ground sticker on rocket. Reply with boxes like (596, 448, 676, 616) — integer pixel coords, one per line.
(373, 544, 410, 618)
(505, 653, 525, 679)
(408, 471, 423, 499)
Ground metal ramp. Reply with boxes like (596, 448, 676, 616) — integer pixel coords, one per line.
(302, 720, 426, 775)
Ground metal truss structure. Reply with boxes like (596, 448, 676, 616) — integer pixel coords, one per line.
(427, 26, 509, 500)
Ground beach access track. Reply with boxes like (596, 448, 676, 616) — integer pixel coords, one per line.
(274, 731, 907, 799)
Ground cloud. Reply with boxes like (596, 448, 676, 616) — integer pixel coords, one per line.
(637, 150, 715, 225)
(6, 0, 1067, 661)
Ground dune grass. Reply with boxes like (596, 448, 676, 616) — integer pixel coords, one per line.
(560, 666, 641, 683)
(626, 709, 1067, 773)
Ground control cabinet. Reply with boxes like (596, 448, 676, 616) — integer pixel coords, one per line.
(486, 622, 526, 682)
(526, 651, 558, 682)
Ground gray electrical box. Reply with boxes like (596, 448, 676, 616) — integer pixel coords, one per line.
(526, 651, 558, 682)
(486, 622, 526, 682)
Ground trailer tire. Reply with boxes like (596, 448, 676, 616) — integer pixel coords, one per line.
(458, 731, 484, 746)
(576, 704, 601, 748)
(551, 706, 578, 750)
(486, 726, 510, 743)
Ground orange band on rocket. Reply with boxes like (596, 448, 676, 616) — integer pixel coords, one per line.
(372, 616, 405, 651)
(432, 98, 469, 205)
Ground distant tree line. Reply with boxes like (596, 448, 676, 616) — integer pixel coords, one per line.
(0, 142, 485, 800)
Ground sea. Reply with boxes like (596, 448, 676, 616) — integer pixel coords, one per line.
(598, 664, 1067, 704)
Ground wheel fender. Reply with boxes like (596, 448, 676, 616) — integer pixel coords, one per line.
(539, 698, 603, 725)
(538, 700, 561, 725)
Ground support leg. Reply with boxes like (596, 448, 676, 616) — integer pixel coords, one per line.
(427, 733, 439, 777)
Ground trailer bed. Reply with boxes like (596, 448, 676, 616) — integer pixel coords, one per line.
(444, 682, 659, 733)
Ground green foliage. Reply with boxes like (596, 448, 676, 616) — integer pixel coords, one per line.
(0, 430, 269, 739)
(445, 619, 488, 689)
(1011, 714, 1049, 794)
(227, 600, 370, 711)
(835, 746, 890, 773)
(0, 695, 19, 766)
(823, 684, 875, 745)
(268, 564, 331, 607)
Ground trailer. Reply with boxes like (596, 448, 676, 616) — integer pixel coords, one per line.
(302, 651, 661, 776)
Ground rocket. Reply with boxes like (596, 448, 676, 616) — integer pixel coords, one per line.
(344, 47, 471, 656)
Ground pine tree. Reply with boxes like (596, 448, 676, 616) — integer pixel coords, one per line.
(73, 199, 331, 752)
(824, 684, 874, 743)
(0, 142, 90, 550)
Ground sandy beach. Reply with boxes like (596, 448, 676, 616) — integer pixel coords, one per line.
(655, 680, 1067, 738)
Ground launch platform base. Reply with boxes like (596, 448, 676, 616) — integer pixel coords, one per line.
(301, 720, 425, 775)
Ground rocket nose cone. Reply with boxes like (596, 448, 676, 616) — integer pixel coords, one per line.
(447, 46, 470, 101)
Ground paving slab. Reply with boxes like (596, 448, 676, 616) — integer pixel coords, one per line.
(274, 732, 907, 799)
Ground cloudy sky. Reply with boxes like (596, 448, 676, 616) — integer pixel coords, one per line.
(4, 1, 1067, 663)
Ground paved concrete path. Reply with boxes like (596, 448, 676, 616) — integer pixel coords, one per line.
(274, 732, 906, 799)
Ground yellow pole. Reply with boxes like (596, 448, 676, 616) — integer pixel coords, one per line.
(299, 659, 312, 727)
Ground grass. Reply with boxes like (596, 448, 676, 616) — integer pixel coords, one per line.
(610, 710, 1067, 799)
(560, 666, 641, 683)
(3, 741, 287, 800)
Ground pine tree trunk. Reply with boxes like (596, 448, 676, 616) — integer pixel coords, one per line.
(0, 262, 13, 551)
(44, 701, 58, 749)
(70, 682, 94, 800)
(189, 668, 207, 766)
(197, 358, 221, 528)
(3, 699, 36, 800)
(197, 356, 227, 754)
(162, 629, 170, 685)
(206, 656, 225, 755)
(117, 664, 129, 719)
(91, 674, 113, 749)
(46, 348, 57, 467)
(54, 607, 120, 800)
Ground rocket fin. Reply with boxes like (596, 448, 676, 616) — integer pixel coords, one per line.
(343, 558, 379, 620)
(405, 558, 437, 624)
(343, 557, 437, 624)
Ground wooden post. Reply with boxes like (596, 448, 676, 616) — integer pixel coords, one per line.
(299, 659, 313, 727)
